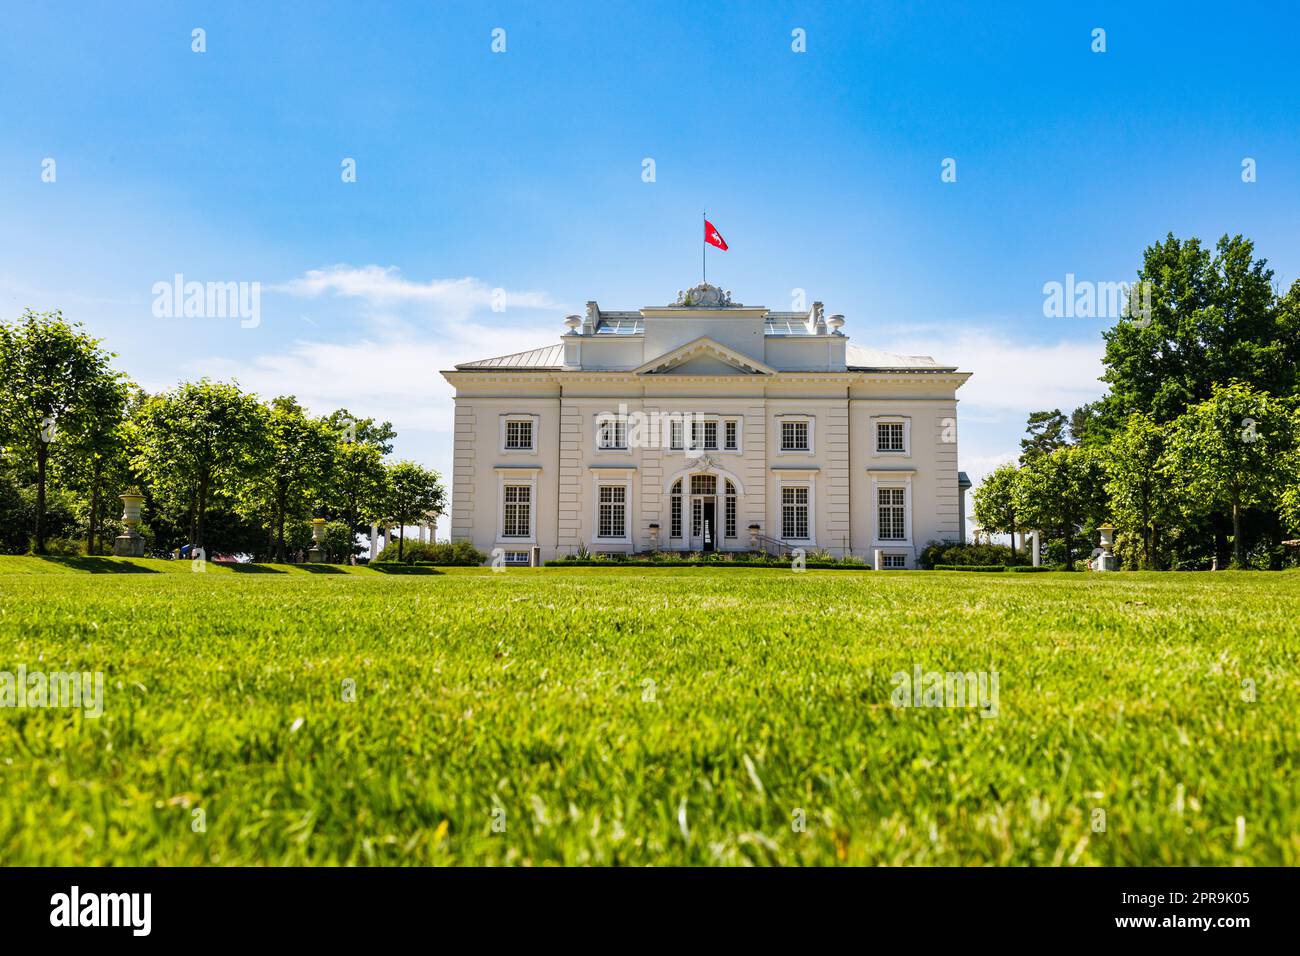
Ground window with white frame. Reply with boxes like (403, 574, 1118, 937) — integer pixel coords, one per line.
(782, 486, 809, 539)
(780, 419, 810, 452)
(505, 419, 533, 450)
(724, 419, 739, 451)
(502, 484, 531, 538)
(503, 550, 531, 565)
(689, 419, 718, 450)
(597, 484, 626, 538)
(882, 553, 906, 569)
(598, 418, 627, 449)
(670, 419, 684, 450)
(670, 479, 682, 538)
(876, 421, 905, 453)
(877, 487, 906, 540)
(724, 480, 737, 538)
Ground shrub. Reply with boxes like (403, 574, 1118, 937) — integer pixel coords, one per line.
(932, 563, 1006, 571)
(375, 540, 485, 566)
(919, 540, 1027, 569)
(36, 536, 85, 556)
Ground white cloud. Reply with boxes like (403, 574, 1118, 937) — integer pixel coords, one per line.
(875, 329, 1108, 417)
(272, 265, 566, 322)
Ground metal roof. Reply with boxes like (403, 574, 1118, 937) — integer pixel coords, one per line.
(455, 344, 564, 370)
(845, 344, 951, 370)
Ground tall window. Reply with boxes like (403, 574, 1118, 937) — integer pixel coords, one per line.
(505, 419, 533, 450)
(782, 486, 809, 539)
(670, 480, 682, 538)
(878, 487, 906, 540)
(724, 480, 737, 538)
(670, 420, 684, 450)
(598, 418, 627, 449)
(876, 421, 905, 453)
(781, 420, 809, 451)
(690, 475, 716, 538)
(724, 420, 739, 451)
(598, 485, 626, 538)
(502, 485, 531, 537)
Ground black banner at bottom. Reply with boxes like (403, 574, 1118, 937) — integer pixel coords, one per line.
(0, 866, 1287, 942)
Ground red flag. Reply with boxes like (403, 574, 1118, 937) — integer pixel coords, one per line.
(704, 219, 728, 251)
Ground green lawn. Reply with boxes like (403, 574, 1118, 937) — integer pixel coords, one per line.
(1, 556, 1297, 865)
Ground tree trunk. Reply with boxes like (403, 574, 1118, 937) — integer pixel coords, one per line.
(1231, 502, 1244, 569)
(195, 474, 209, 550)
(398, 523, 405, 560)
(1009, 518, 1018, 558)
(87, 462, 102, 555)
(275, 485, 287, 563)
(34, 442, 48, 553)
(1062, 523, 1073, 570)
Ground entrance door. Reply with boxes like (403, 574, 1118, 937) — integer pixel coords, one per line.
(701, 499, 716, 552)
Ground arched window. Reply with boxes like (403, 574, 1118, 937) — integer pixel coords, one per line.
(725, 480, 737, 539)
(670, 479, 682, 539)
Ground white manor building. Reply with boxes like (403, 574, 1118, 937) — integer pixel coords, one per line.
(442, 283, 971, 567)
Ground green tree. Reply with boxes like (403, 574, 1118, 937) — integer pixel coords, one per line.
(1013, 445, 1109, 569)
(1019, 409, 1069, 463)
(972, 463, 1021, 556)
(0, 310, 120, 552)
(1162, 382, 1296, 568)
(133, 380, 266, 550)
(248, 396, 335, 562)
(1101, 412, 1173, 569)
(51, 377, 136, 554)
(382, 461, 445, 560)
(1100, 235, 1288, 423)
(320, 410, 393, 537)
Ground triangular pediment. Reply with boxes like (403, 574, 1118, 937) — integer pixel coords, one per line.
(634, 336, 775, 376)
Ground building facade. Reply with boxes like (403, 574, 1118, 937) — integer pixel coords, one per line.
(441, 283, 971, 566)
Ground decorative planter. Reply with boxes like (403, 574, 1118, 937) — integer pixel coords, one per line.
(308, 517, 327, 563)
(113, 492, 146, 557)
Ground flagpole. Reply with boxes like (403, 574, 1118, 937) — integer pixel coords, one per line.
(702, 211, 706, 285)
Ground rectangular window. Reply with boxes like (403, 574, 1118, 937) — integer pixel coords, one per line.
(690, 420, 718, 450)
(724, 420, 738, 451)
(690, 474, 716, 496)
(876, 421, 905, 453)
(598, 419, 627, 449)
(781, 486, 809, 539)
(781, 420, 809, 452)
(878, 487, 906, 540)
(505, 419, 533, 450)
(502, 484, 531, 538)
(670, 419, 684, 450)
(725, 490, 736, 538)
(504, 551, 530, 565)
(598, 485, 626, 538)
(882, 554, 906, 569)
(670, 489, 682, 538)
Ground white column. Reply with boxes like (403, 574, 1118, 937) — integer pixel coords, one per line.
(1031, 531, 1041, 567)
(873, 548, 883, 571)
(369, 523, 379, 558)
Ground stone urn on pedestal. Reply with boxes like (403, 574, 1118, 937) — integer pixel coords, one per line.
(1095, 523, 1120, 571)
(113, 490, 147, 557)
(308, 517, 327, 563)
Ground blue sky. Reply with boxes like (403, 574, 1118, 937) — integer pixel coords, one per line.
(4, 1, 1298, 534)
